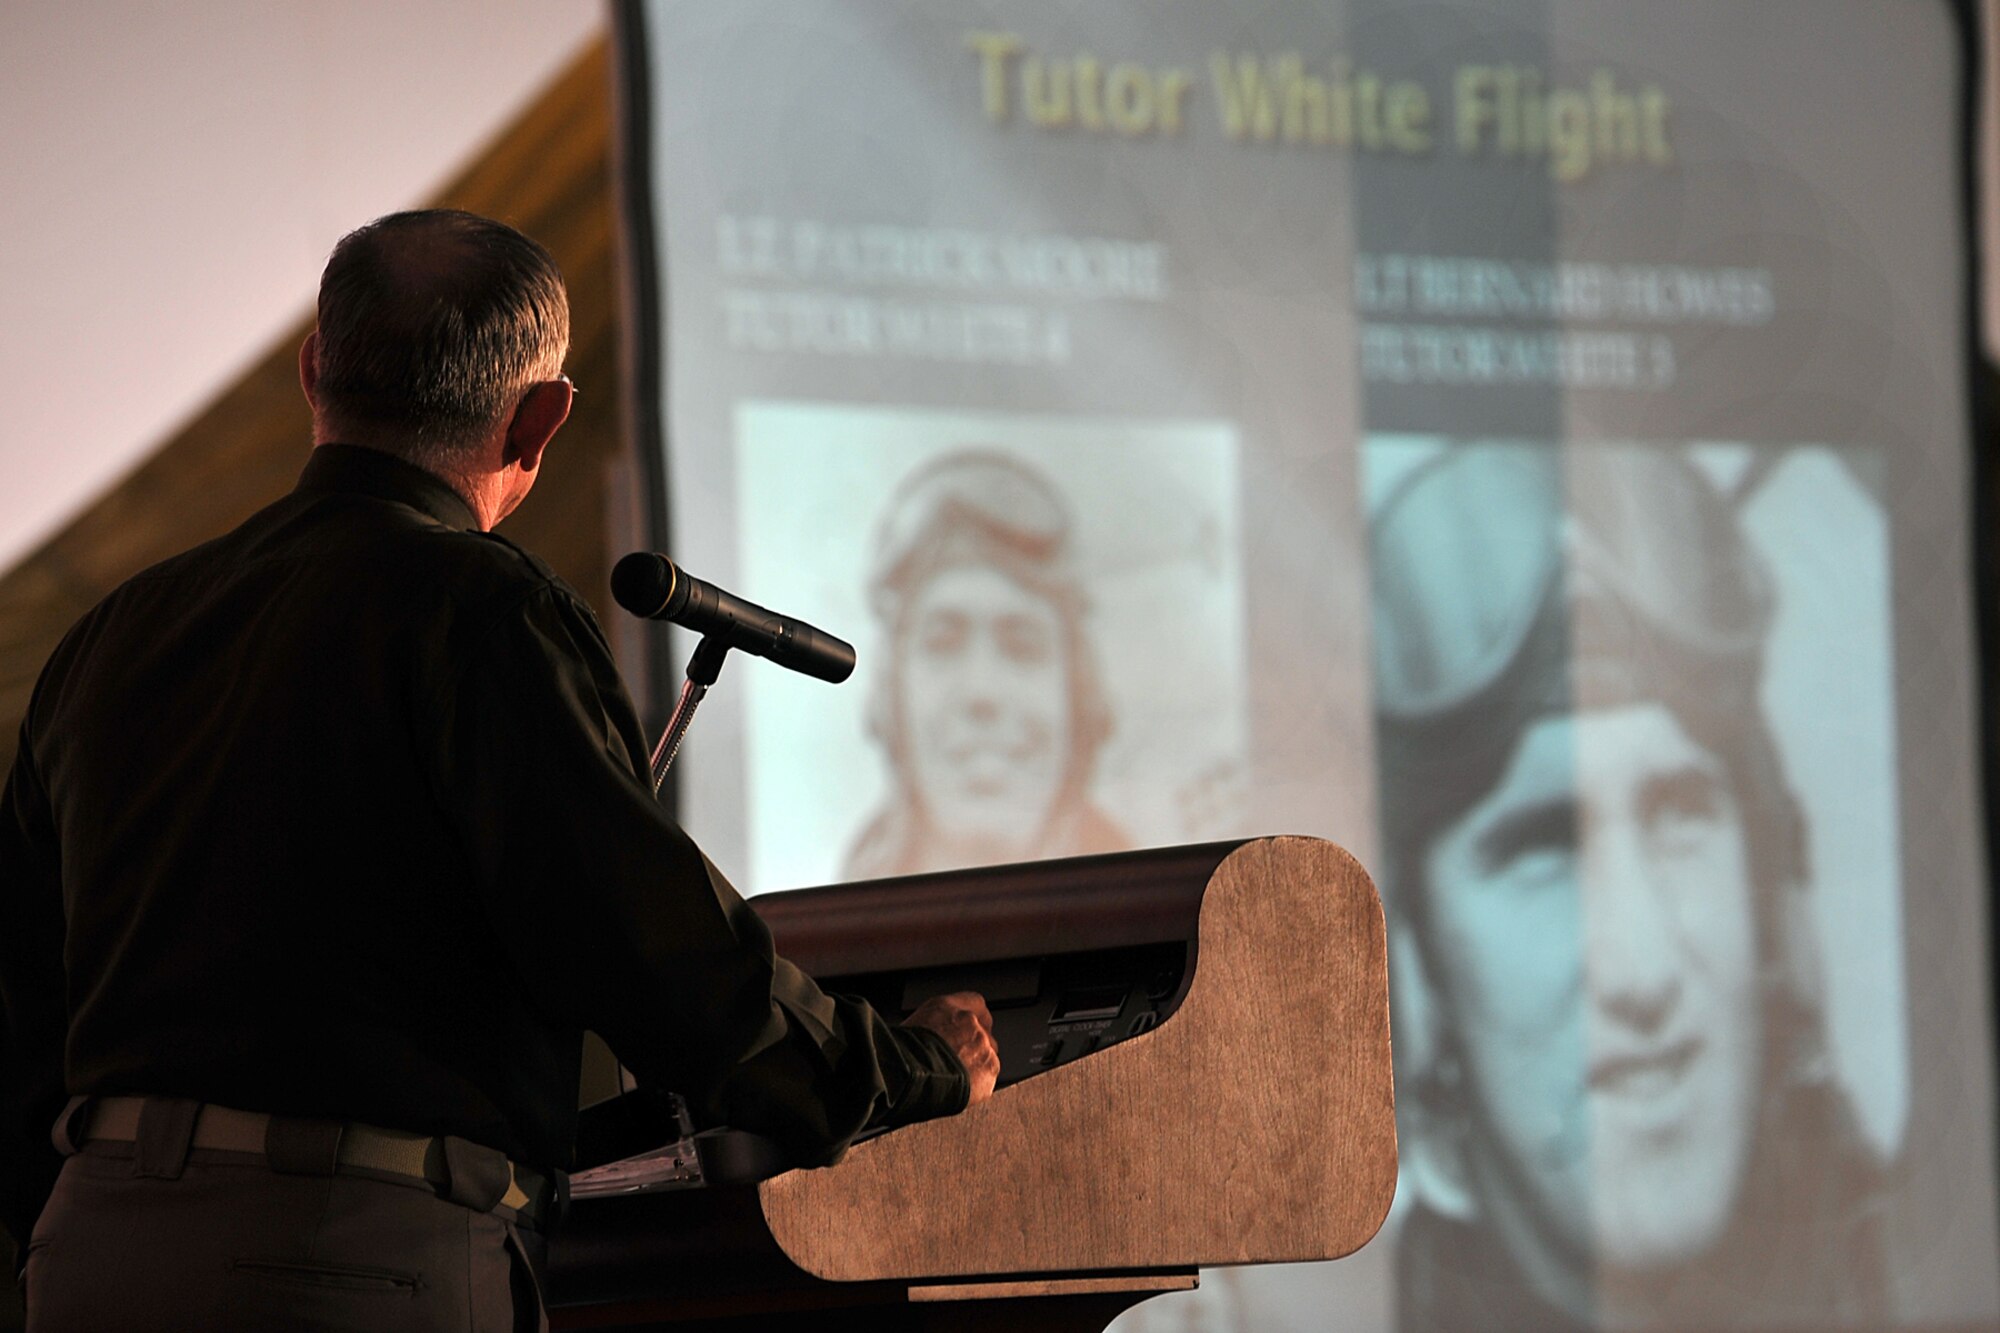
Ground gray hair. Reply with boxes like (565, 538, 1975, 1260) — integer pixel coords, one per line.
(312, 209, 569, 462)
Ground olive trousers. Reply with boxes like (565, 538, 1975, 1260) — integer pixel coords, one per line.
(22, 1144, 547, 1332)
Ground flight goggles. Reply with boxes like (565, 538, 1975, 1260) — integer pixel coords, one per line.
(1370, 443, 1773, 722)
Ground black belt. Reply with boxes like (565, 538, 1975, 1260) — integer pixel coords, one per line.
(57, 1095, 564, 1230)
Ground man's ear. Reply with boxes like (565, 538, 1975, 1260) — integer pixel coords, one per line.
(298, 332, 320, 410)
(504, 378, 574, 473)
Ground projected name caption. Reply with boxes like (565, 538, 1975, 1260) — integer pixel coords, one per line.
(968, 33, 1673, 183)
(1356, 254, 1775, 390)
(718, 216, 1168, 366)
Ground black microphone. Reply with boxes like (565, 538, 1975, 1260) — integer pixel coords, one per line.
(611, 552, 856, 684)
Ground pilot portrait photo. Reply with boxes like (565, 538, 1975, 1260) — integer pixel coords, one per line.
(1366, 440, 1901, 1332)
(843, 450, 1128, 878)
(727, 402, 1250, 892)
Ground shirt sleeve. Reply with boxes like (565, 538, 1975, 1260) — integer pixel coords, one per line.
(426, 581, 967, 1167)
(0, 722, 66, 1252)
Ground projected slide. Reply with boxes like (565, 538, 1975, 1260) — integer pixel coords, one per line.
(619, 1, 1998, 1329)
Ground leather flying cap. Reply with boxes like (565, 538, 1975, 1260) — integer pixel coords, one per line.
(869, 450, 1079, 621)
(1370, 443, 1774, 727)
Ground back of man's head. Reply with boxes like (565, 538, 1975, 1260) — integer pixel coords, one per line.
(312, 209, 569, 462)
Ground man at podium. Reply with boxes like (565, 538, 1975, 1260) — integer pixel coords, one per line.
(0, 209, 997, 1331)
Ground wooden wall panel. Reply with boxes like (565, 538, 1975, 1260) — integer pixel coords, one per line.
(0, 37, 624, 777)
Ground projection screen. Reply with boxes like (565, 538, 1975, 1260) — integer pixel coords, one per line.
(613, 2, 2000, 1328)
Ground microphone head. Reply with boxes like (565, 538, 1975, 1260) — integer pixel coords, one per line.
(611, 552, 677, 618)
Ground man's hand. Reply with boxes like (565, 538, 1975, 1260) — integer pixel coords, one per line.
(904, 992, 1000, 1106)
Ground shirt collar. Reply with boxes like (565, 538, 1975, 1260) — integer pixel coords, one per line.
(294, 443, 480, 532)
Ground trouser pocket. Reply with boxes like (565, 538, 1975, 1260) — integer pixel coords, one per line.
(231, 1258, 422, 1294)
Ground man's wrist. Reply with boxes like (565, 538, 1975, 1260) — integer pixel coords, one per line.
(888, 1023, 973, 1122)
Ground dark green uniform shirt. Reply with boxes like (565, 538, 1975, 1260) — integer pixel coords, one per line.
(0, 444, 967, 1248)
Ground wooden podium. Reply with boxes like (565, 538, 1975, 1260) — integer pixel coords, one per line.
(548, 836, 1396, 1331)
